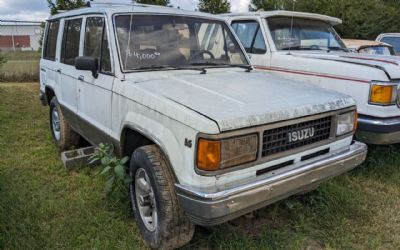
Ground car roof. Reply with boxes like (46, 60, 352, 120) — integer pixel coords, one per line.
(48, 3, 224, 21)
(223, 10, 342, 25)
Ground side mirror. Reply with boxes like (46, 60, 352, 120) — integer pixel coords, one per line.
(75, 56, 99, 78)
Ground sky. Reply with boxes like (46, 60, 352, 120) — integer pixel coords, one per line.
(0, 0, 251, 21)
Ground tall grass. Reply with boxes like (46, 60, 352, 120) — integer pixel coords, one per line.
(0, 51, 40, 82)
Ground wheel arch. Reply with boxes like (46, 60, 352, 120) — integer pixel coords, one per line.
(120, 123, 182, 183)
(45, 86, 56, 105)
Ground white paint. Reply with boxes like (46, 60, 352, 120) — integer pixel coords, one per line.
(226, 11, 400, 119)
(40, 5, 358, 189)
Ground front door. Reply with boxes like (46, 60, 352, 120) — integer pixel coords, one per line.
(76, 15, 114, 145)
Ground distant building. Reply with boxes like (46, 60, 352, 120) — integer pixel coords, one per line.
(0, 20, 44, 51)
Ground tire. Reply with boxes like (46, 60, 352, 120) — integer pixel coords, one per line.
(129, 145, 194, 249)
(49, 97, 80, 151)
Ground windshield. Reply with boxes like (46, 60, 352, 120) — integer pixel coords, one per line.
(267, 17, 346, 51)
(358, 46, 394, 56)
(114, 15, 248, 71)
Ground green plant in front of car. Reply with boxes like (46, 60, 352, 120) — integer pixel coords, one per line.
(89, 143, 131, 201)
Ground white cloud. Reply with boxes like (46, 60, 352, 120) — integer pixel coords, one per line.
(230, 0, 250, 12)
(0, 0, 49, 21)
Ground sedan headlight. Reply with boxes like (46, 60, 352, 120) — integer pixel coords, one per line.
(369, 81, 398, 105)
(197, 134, 258, 171)
(336, 111, 357, 136)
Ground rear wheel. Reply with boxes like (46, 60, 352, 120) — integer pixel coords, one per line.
(129, 145, 194, 249)
(49, 97, 80, 151)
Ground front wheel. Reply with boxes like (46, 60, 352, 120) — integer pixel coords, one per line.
(129, 145, 194, 249)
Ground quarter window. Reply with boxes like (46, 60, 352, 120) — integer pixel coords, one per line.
(232, 21, 267, 54)
(61, 18, 82, 66)
(43, 21, 59, 61)
(84, 17, 112, 73)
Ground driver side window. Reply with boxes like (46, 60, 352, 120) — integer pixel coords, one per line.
(84, 16, 112, 74)
(231, 20, 267, 54)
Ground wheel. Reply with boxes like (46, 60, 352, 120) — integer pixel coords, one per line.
(49, 97, 80, 151)
(129, 145, 194, 249)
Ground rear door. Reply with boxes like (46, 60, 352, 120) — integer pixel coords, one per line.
(40, 20, 60, 97)
(76, 15, 114, 144)
(59, 18, 83, 118)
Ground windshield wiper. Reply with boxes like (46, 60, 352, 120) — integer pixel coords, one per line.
(190, 62, 253, 71)
(132, 65, 206, 73)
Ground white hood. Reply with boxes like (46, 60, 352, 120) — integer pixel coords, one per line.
(127, 69, 355, 132)
(290, 51, 400, 79)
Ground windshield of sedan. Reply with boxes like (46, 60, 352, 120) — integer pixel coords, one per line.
(114, 15, 248, 71)
(267, 17, 346, 51)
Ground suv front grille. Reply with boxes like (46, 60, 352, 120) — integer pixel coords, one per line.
(262, 116, 333, 157)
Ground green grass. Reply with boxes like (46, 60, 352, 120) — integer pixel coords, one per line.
(0, 52, 40, 82)
(1, 83, 400, 249)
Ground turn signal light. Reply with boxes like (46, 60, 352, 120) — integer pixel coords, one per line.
(197, 139, 221, 171)
(370, 85, 396, 105)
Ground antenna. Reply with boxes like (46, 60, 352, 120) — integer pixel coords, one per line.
(288, 0, 296, 55)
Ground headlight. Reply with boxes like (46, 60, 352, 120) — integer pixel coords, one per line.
(369, 82, 397, 105)
(197, 134, 258, 171)
(336, 111, 357, 136)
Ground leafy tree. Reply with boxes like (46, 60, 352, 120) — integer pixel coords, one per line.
(198, 0, 231, 14)
(251, 0, 400, 40)
(47, 0, 86, 15)
(135, 0, 170, 5)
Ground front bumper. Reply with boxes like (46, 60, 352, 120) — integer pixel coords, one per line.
(356, 114, 400, 144)
(175, 141, 367, 226)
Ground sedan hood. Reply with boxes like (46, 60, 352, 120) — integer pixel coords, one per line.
(290, 51, 400, 79)
(129, 69, 354, 132)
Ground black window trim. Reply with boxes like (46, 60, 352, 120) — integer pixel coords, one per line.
(231, 19, 267, 55)
(61, 17, 83, 66)
(43, 20, 60, 61)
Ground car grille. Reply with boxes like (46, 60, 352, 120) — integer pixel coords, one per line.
(262, 116, 333, 157)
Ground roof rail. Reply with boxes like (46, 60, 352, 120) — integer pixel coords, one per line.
(86, 1, 168, 9)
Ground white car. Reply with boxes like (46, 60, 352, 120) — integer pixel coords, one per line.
(225, 11, 400, 144)
(39, 4, 367, 249)
(376, 33, 400, 56)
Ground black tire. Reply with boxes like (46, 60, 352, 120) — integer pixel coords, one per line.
(129, 145, 194, 249)
(49, 97, 80, 151)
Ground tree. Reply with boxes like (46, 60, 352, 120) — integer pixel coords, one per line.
(47, 0, 86, 15)
(250, 0, 400, 40)
(135, 0, 170, 5)
(198, 0, 230, 14)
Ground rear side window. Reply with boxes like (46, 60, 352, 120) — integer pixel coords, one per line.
(84, 17, 112, 73)
(61, 18, 82, 65)
(232, 21, 267, 54)
(43, 21, 60, 61)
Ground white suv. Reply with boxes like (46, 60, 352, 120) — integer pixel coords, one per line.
(39, 4, 367, 249)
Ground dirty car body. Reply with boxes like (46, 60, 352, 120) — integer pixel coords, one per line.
(40, 4, 367, 247)
(226, 11, 400, 145)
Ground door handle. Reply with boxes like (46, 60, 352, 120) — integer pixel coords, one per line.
(78, 75, 84, 81)
(56, 68, 62, 73)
